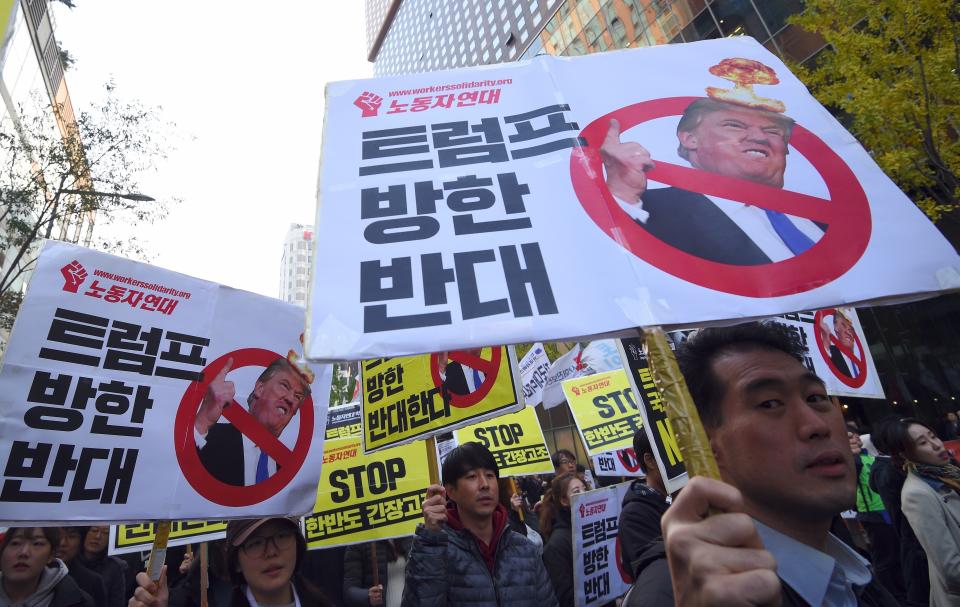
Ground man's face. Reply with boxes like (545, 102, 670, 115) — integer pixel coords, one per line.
(707, 347, 855, 525)
(54, 528, 83, 563)
(679, 106, 788, 187)
(446, 467, 499, 520)
(251, 368, 307, 437)
(1, 529, 52, 587)
(948, 412, 958, 423)
(83, 526, 108, 557)
(834, 317, 856, 350)
(555, 454, 577, 476)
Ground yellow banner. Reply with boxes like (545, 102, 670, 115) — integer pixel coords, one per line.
(562, 370, 643, 457)
(109, 521, 227, 556)
(305, 438, 431, 549)
(362, 347, 522, 452)
(454, 406, 553, 476)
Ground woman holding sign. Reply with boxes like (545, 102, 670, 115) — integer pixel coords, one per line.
(539, 472, 587, 607)
(129, 518, 331, 607)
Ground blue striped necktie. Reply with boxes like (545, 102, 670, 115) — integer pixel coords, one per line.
(256, 450, 269, 483)
(765, 210, 815, 255)
(472, 369, 483, 390)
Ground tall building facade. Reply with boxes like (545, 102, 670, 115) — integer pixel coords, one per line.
(1, 0, 89, 351)
(363, 0, 960, 458)
(279, 223, 314, 305)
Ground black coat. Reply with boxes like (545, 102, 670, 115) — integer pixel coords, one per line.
(198, 423, 248, 487)
(623, 541, 673, 607)
(64, 559, 107, 607)
(50, 574, 95, 607)
(79, 553, 127, 607)
(542, 511, 574, 607)
(343, 541, 390, 607)
(618, 480, 670, 578)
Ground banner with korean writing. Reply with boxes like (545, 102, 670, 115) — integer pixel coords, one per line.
(453, 406, 553, 476)
(306, 36, 960, 363)
(519, 342, 550, 406)
(563, 370, 641, 457)
(618, 338, 689, 494)
(325, 402, 362, 440)
(592, 448, 645, 478)
(109, 521, 226, 556)
(773, 309, 884, 399)
(0, 241, 333, 522)
(304, 437, 429, 549)
(541, 345, 584, 410)
(572, 483, 633, 606)
(361, 346, 523, 452)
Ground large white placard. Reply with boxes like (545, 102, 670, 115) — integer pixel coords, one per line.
(0, 241, 332, 522)
(572, 483, 633, 606)
(306, 37, 959, 361)
(519, 342, 550, 406)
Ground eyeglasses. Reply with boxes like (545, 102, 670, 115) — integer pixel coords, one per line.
(558, 458, 576, 465)
(240, 530, 296, 557)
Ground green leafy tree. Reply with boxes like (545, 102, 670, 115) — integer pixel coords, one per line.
(0, 83, 174, 330)
(790, 1, 959, 228)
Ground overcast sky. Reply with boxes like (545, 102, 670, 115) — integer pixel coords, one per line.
(53, 2, 373, 298)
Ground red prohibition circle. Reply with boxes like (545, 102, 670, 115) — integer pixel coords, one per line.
(570, 96, 872, 298)
(615, 533, 633, 584)
(813, 309, 868, 388)
(174, 349, 315, 507)
(430, 348, 502, 408)
(616, 448, 642, 474)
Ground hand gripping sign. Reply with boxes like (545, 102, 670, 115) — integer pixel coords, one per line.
(362, 346, 523, 452)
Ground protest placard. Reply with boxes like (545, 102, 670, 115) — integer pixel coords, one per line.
(592, 448, 644, 478)
(304, 437, 429, 549)
(361, 346, 523, 452)
(618, 338, 689, 494)
(109, 521, 226, 556)
(306, 36, 960, 362)
(452, 406, 553, 476)
(325, 402, 362, 440)
(563, 370, 642, 457)
(572, 483, 633, 606)
(519, 342, 550, 406)
(773, 309, 884, 398)
(0, 241, 333, 521)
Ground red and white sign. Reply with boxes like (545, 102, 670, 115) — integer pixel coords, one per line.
(308, 36, 959, 362)
(0, 241, 332, 522)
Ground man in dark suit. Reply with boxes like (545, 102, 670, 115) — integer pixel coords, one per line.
(193, 356, 312, 486)
(600, 97, 824, 265)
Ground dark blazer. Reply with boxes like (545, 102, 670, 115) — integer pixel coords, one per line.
(829, 345, 858, 377)
(640, 187, 773, 266)
(198, 423, 246, 487)
(442, 362, 475, 396)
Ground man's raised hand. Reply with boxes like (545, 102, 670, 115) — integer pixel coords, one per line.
(194, 357, 235, 436)
(661, 476, 781, 607)
(422, 484, 448, 532)
(599, 118, 655, 203)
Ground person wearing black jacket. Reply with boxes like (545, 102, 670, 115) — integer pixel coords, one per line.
(539, 471, 587, 607)
(619, 429, 672, 579)
(53, 527, 107, 607)
(79, 526, 128, 607)
(342, 538, 412, 606)
(0, 528, 94, 607)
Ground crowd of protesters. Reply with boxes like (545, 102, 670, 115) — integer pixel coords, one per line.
(4, 322, 960, 606)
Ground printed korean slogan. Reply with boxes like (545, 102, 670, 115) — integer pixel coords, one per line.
(453, 406, 553, 476)
(326, 402, 362, 440)
(618, 338, 688, 494)
(592, 448, 644, 478)
(563, 370, 641, 457)
(519, 342, 550, 406)
(306, 36, 960, 361)
(0, 241, 333, 522)
(572, 483, 633, 606)
(305, 438, 430, 549)
(361, 346, 523, 452)
(772, 309, 884, 399)
(109, 521, 226, 556)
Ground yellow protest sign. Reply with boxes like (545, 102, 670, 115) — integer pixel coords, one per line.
(454, 406, 553, 476)
(562, 370, 642, 457)
(304, 438, 431, 549)
(109, 521, 227, 556)
(362, 347, 523, 452)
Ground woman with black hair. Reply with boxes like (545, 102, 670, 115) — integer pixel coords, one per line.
(129, 518, 331, 607)
(876, 417, 960, 606)
(539, 471, 587, 607)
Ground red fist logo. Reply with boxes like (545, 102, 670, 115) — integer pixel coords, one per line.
(353, 91, 383, 117)
(60, 260, 88, 293)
